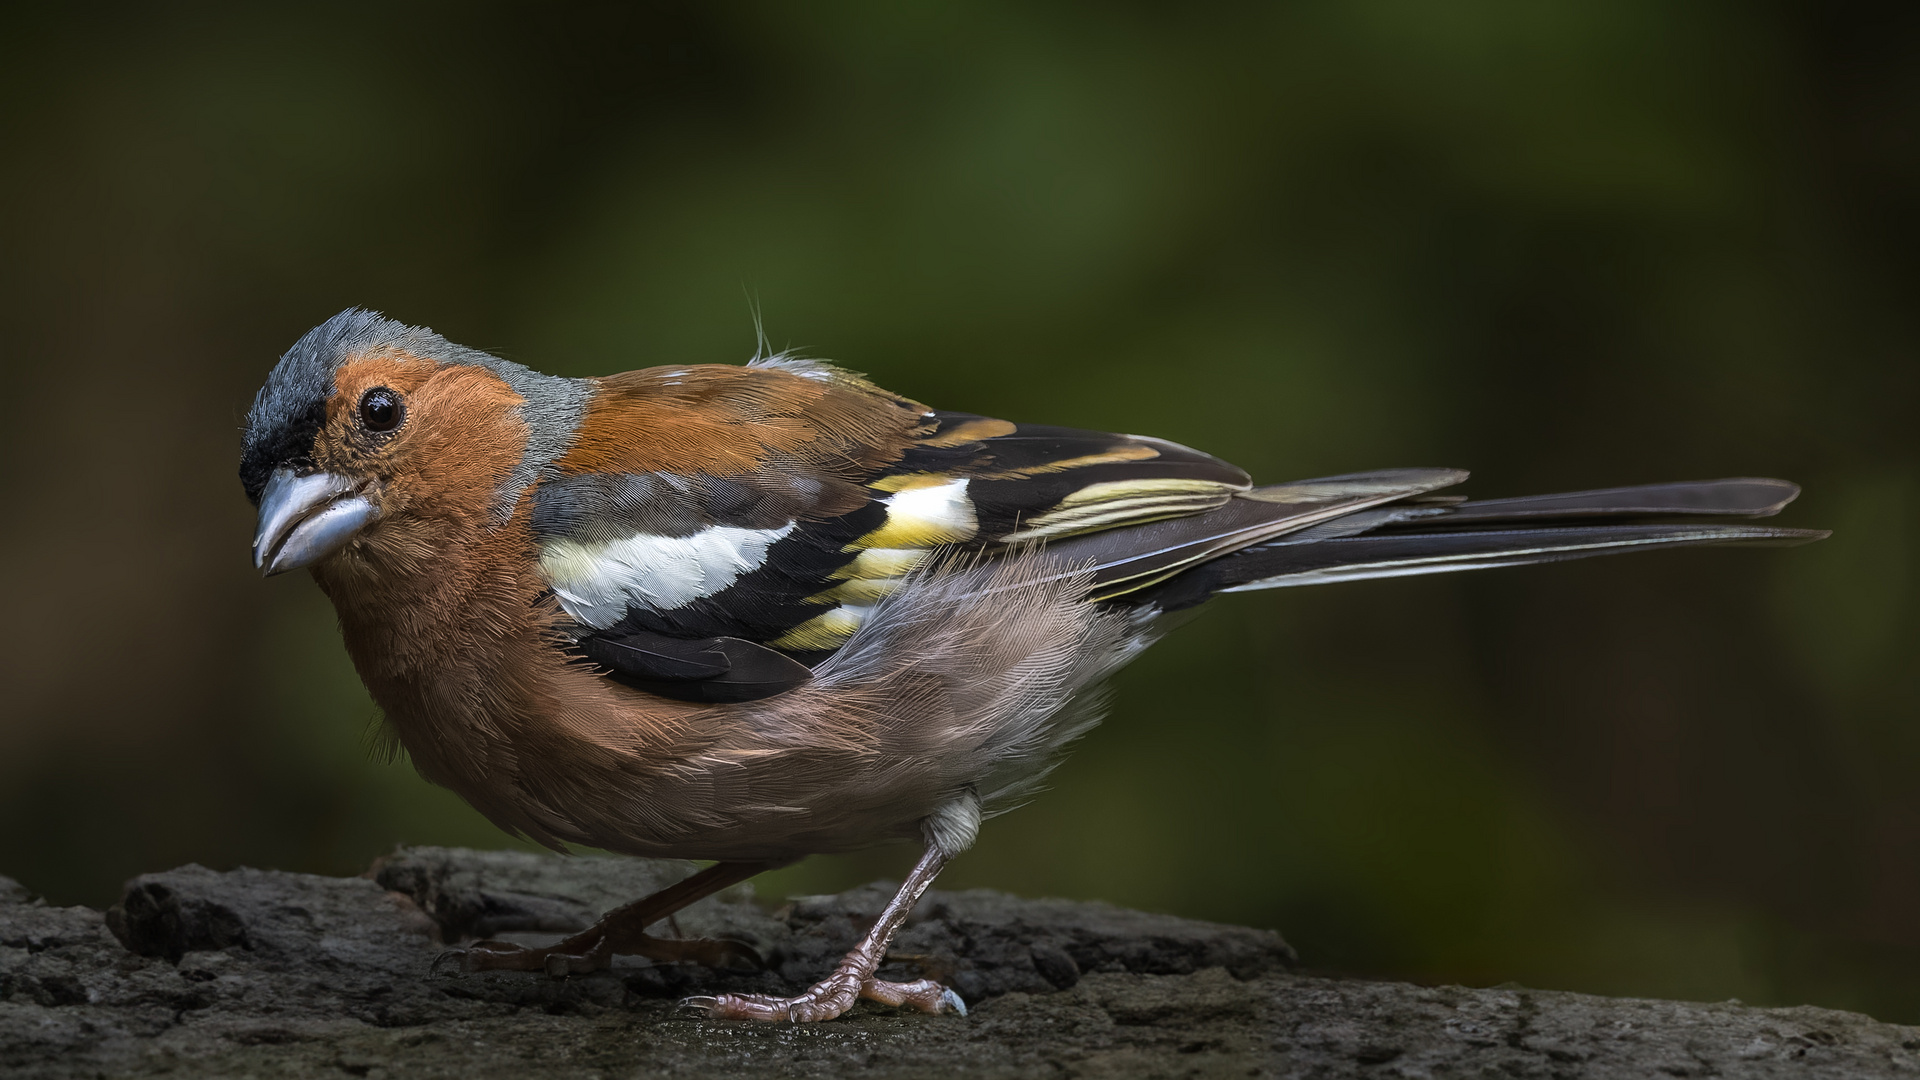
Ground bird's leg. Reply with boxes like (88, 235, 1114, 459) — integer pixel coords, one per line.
(451, 860, 773, 976)
(693, 844, 964, 1022)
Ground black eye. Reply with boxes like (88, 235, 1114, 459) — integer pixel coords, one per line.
(359, 387, 404, 433)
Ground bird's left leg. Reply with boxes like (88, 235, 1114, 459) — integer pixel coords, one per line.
(453, 860, 773, 976)
(692, 843, 964, 1022)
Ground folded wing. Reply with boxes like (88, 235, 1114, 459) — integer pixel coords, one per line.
(530, 360, 1264, 697)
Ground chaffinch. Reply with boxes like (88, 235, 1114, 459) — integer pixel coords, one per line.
(241, 308, 1824, 1022)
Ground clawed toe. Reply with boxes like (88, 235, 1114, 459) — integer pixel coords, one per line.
(694, 991, 799, 1022)
(437, 930, 761, 982)
(692, 978, 968, 1023)
(639, 935, 764, 971)
(677, 994, 721, 1015)
(458, 937, 534, 971)
(429, 947, 469, 975)
(688, 848, 966, 1024)
(448, 935, 611, 976)
(859, 976, 966, 1015)
(711, 938, 766, 971)
(703, 991, 816, 1022)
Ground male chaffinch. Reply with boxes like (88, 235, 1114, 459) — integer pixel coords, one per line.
(241, 309, 1824, 1022)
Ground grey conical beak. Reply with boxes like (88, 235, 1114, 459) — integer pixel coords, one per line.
(252, 467, 379, 576)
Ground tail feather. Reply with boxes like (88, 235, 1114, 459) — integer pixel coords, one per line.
(1147, 522, 1827, 610)
(1403, 477, 1800, 526)
(1004, 472, 1822, 611)
(1124, 475, 1821, 611)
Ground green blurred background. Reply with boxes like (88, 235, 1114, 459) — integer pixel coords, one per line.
(3, 0, 1917, 1020)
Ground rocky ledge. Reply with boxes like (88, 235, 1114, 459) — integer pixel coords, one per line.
(2, 847, 1914, 1078)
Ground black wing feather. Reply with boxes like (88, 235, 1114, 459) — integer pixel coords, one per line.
(577, 628, 814, 703)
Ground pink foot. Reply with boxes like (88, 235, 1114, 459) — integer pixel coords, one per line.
(690, 975, 966, 1022)
(688, 840, 964, 1023)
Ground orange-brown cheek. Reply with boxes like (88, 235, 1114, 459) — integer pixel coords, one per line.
(321, 354, 531, 531)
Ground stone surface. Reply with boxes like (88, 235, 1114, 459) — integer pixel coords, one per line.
(0, 850, 1914, 1077)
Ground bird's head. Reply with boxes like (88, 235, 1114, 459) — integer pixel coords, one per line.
(240, 309, 589, 577)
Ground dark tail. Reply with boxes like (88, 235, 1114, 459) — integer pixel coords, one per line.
(1142, 477, 1827, 610)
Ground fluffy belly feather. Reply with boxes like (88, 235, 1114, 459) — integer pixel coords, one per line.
(467, 550, 1156, 862)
